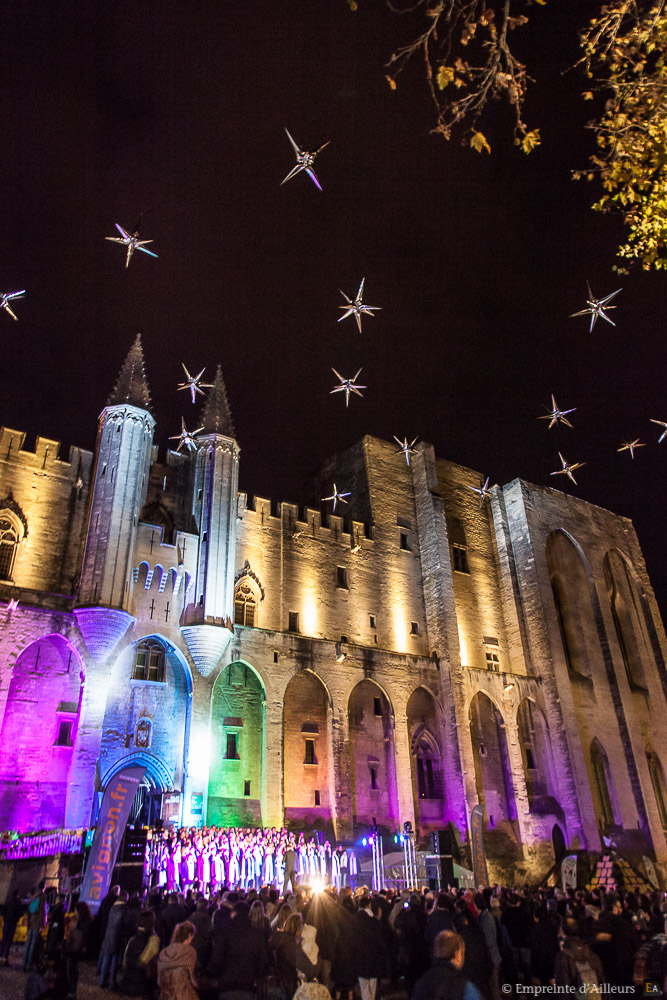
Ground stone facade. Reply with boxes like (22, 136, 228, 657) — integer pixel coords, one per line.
(1, 338, 666, 883)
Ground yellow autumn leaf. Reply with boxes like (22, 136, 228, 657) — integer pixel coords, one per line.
(520, 129, 541, 154)
(470, 131, 491, 154)
(437, 65, 455, 90)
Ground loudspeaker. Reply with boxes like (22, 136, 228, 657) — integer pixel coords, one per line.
(114, 826, 148, 894)
(121, 826, 148, 864)
(428, 828, 458, 888)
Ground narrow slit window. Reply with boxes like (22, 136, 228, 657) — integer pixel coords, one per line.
(226, 732, 238, 759)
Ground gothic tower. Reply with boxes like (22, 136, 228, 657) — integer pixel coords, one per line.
(181, 365, 239, 675)
(75, 336, 155, 656)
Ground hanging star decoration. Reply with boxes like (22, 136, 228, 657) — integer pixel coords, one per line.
(331, 368, 365, 407)
(466, 476, 495, 507)
(539, 394, 576, 430)
(617, 439, 645, 459)
(394, 435, 419, 466)
(338, 278, 382, 333)
(281, 128, 330, 191)
(169, 418, 204, 453)
(0, 290, 25, 321)
(177, 364, 213, 404)
(338, 278, 381, 334)
(105, 223, 158, 268)
(322, 483, 351, 512)
(650, 419, 667, 444)
(551, 452, 586, 485)
(569, 281, 622, 332)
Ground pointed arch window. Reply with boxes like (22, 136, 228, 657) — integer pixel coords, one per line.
(234, 579, 258, 627)
(132, 638, 166, 683)
(591, 740, 616, 828)
(0, 513, 23, 581)
(414, 731, 444, 800)
(647, 752, 667, 831)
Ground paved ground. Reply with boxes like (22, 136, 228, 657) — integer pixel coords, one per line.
(0, 945, 416, 1000)
(0, 946, 116, 1000)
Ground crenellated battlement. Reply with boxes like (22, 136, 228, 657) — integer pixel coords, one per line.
(238, 493, 374, 550)
(0, 426, 93, 478)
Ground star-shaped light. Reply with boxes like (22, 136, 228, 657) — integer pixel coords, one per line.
(331, 368, 365, 407)
(617, 438, 645, 459)
(177, 364, 213, 404)
(569, 281, 622, 332)
(105, 223, 158, 268)
(539, 394, 576, 430)
(169, 418, 204, 453)
(322, 483, 351, 512)
(0, 290, 25, 321)
(394, 435, 419, 466)
(551, 452, 586, 485)
(466, 476, 495, 507)
(650, 419, 667, 444)
(338, 278, 381, 334)
(281, 128, 330, 191)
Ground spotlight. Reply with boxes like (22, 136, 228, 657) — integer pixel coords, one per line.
(311, 877, 324, 894)
(403, 821, 412, 835)
(361, 837, 368, 847)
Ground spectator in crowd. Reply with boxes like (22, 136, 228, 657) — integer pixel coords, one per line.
(157, 920, 198, 1000)
(1, 889, 23, 967)
(99, 889, 129, 989)
(412, 930, 482, 1000)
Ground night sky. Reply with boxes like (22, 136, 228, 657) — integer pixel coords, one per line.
(1, 2, 665, 612)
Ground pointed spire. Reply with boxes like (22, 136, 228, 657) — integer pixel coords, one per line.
(107, 334, 152, 410)
(199, 365, 234, 437)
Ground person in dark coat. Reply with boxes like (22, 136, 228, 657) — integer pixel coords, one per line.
(353, 897, 390, 1000)
(65, 901, 93, 999)
(453, 907, 493, 1000)
(1, 889, 23, 966)
(91, 885, 120, 961)
(216, 901, 270, 998)
(592, 894, 639, 988)
(117, 910, 160, 998)
(426, 894, 453, 956)
(330, 895, 358, 1000)
(98, 890, 129, 989)
(412, 930, 482, 1000)
(46, 894, 67, 959)
(394, 893, 429, 992)
(271, 911, 317, 1000)
(282, 846, 298, 895)
(189, 897, 212, 969)
(159, 892, 187, 949)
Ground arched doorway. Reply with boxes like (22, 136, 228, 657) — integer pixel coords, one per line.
(468, 692, 517, 830)
(348, 679, 399, 831)
(208, 661, 266, 826)
(552, 823, 566, 862)
(0, 635, 84, 832)
(283, 671, 331, 826)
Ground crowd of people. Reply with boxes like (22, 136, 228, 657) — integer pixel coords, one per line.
(142, 825, 359, 894)
(2, 824, 667, 999)
(3, 875, 667, 1000)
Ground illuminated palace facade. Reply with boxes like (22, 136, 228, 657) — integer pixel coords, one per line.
(1, 337, 667, 883)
